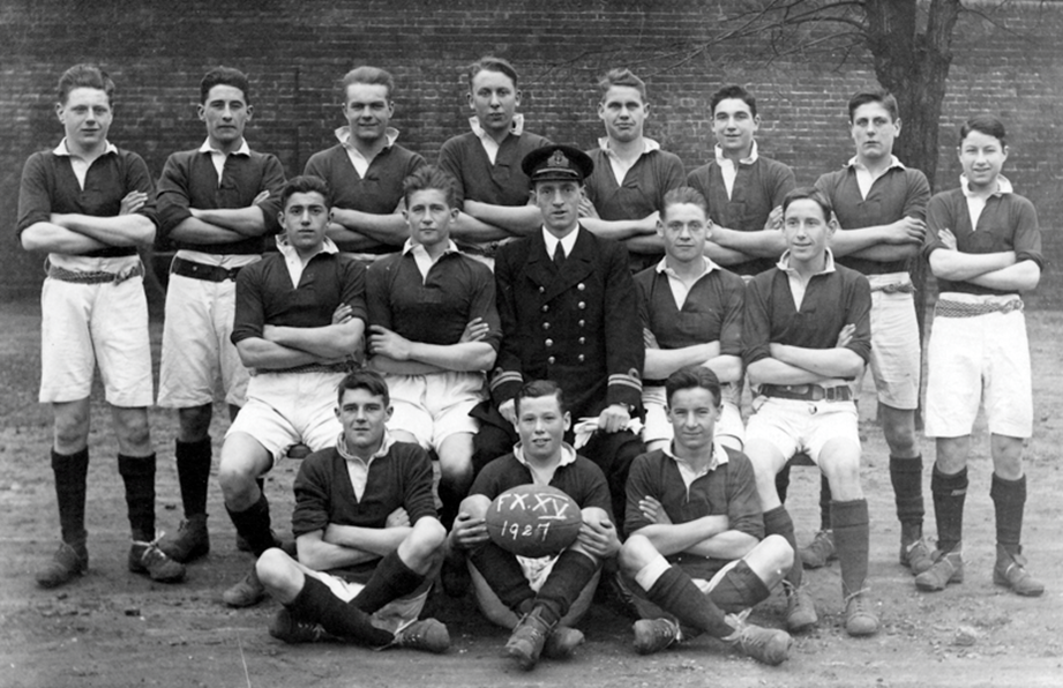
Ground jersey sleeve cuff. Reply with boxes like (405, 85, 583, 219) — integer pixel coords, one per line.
(489, 369, 523, 406)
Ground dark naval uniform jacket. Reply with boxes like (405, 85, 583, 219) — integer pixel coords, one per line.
(490, 225, 644, 420)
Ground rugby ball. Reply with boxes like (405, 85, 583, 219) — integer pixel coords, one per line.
(485, 484, 582, 558)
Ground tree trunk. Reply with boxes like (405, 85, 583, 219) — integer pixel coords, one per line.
(863, 0, 961, 428)
(864, 0, 960, 188)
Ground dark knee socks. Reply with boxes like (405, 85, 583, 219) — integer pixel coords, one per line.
(645, 564, 734, 638)
(175, 438, 212, 517)
(991, 473, 1026, 556)
(437, 479, 463, 531)
(763, 505, 801, 589)
(469, 541, 535, 613)
(818, 474, 833, 531)
(52, 448, 89, 545)
(353, 550, 424, 614)
(774, 464, 791, 504)
(118, 453, 157, 542)
(890, 455, 924, 541)
(707, 560, 771, 615)
(831, 499, 870, 598)
(534, 550, 598, 626)
(289, 576, 393, 646)
(226, 492, 275, 556)
(931, 466, 967, 554)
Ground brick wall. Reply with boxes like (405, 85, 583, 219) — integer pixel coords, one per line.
(3, 0, 1061, 297)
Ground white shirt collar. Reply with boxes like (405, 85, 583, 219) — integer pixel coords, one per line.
(335, 125, 399, 149)
(655, 255, 718, 278)
(661, 438, 730, 472)
(336, 430, 396, 463)
(846, 154, 905, 171)
(597, 136, 661, 157)
(53, 139, 118, 157)
(542, 227, 579, 259)
(714, 140, 758, 165)
(513, 442, 578, 468)
(656, 256, 719, 310)
(198, 138, 251, 156)
(961, 174, 1013, 198)
(402, 237, 460, 256)
(275, 233, 340, 259)
(403, 237, 461, 282)
(776, 248, 837, 275)
(470, 113, 524, 139)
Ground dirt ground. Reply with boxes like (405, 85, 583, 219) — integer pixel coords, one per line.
(0, 296, 1061, 688)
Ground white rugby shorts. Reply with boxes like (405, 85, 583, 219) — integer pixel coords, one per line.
(39, 259, 153, 407)
(225, 370, 345, 465)
(383, 370, 484, 450)
(865, 272, 921, 410)
(642, 384, 745, 451)
(925, 293, 1032, 438)
(745, 395, 860, 465)
(158, 252, 260, 409)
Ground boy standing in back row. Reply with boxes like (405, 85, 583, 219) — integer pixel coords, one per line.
(155, 67, 286, 563)
(917, 115, 1044, 597)
(686, 85, 795, 277)
(304, 66, 426, 258)
(438, 56, 552, 259)
(18, 64, 184, 587)
(580, 68, 686, 270)
(808, 90, 932, 575)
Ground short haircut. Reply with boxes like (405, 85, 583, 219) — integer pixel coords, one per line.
(710, 84, 757, 118)
(599, 68, 646, 101)
(848, 89, 899, 122)
(58, 64, 115, 105)
(467, 56, 518, 89)
(514, 379, 567, 415)
(665, 366, 722, 408)
(959, 115, 1007, 147)
(342, 66, 395, 100)
(662, 186, 708, 217)
(200, 66, 250, 104)
(403, 166, 460, 210)
(782, 186, 833, 221)
(336, 369, 390, 407)
(280, 175, 330, 209)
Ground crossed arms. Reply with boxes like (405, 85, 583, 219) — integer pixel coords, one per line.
(22, 190, 156, 252)
(928, 229, 1040, 292)
(625, 455, 764, 561)
(297, 506, 416, 570)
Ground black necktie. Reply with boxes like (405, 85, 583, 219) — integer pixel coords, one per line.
(553, 243, 565, 270)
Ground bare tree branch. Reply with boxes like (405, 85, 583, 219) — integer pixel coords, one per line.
(960, 1, 1033, 40)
